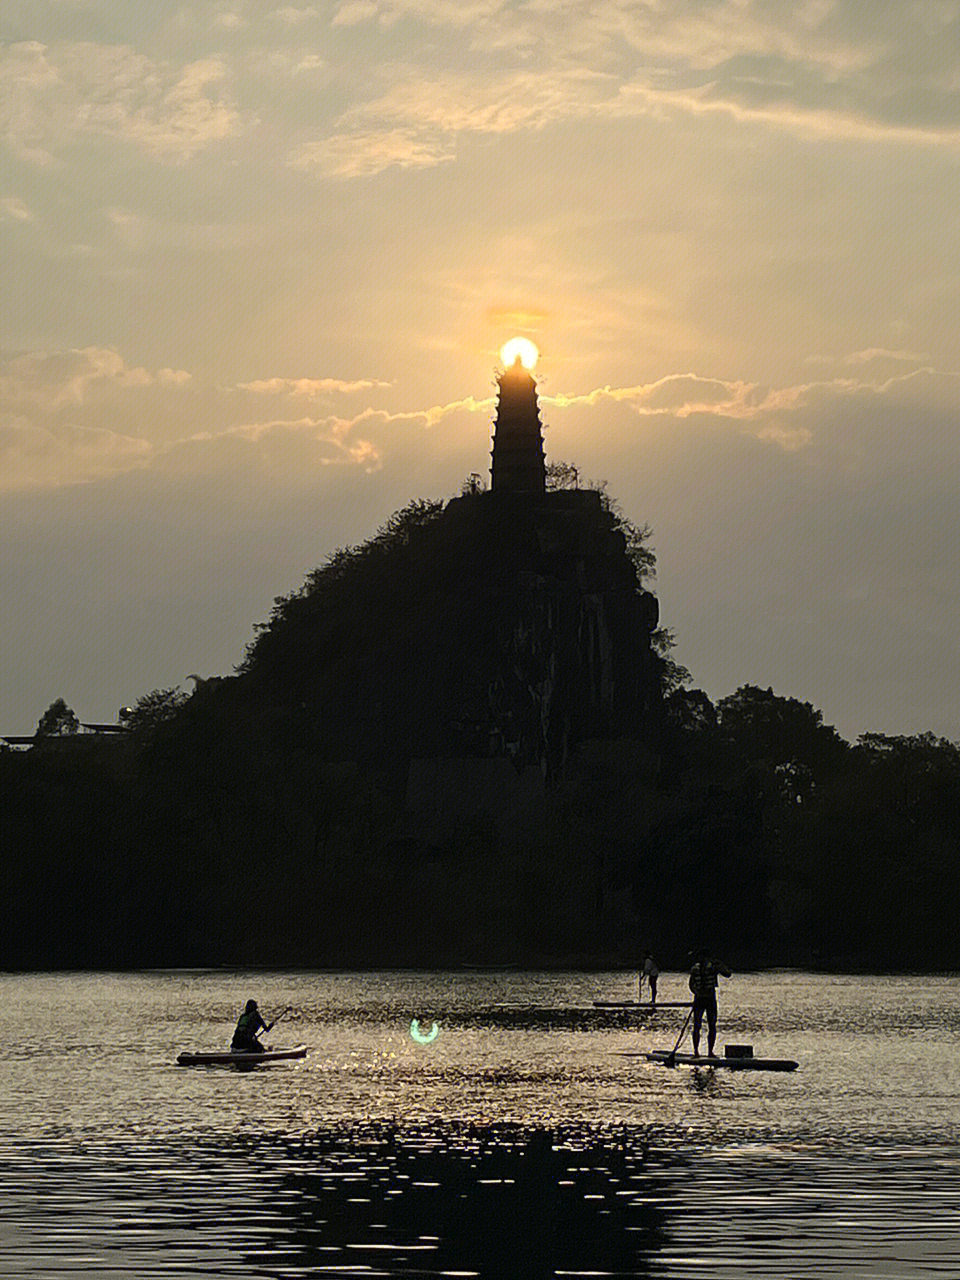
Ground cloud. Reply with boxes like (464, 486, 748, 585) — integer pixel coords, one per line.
(331, 0, 507, 26)
(0, 415, 153, 490)
(0, 347, 187, 409)
(289, 128, 456, 177)
(0, 41, 246, 162)
(272, 5, 319, 22)
(754, 421, 813, 452)
(843, 348, 930, 366)
(609, 80, 960, 149)
(0, 195, 32, 221)
(548, 373, 769, 420)
(486, 307, 549, 331)
(167, 394, 492, 477)
(293, 55, 326, 74)
(289, 1, 960, 180)
(4, 339, 957, 510)
(6, 4, 951, 183)
(237, 376, 391, 395)
(546, 366, 960, 452)
(0, 345, 400, 490)
(104, 205, 263, 253)
(291, 65, 616, 176)
(344, 65, 614, 136)
(329, 395, 492, 429)
(166, 414, 382, 475)
(0, 347, 190, 490)
(158, 368, 193, 386)
(330, 0, 379, 24)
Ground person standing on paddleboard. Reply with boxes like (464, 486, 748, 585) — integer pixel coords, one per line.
(640, 950, 659, 1004)
(689, 950, 732, 1058)
(231, 999, 281, 1054)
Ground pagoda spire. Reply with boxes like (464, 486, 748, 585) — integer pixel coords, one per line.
(490, 354, 546, 493)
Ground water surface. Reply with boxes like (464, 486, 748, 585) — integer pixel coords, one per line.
(1, 970, 958, 1277)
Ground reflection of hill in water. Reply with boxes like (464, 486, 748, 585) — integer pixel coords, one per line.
(6, 1123, 960, 1277)
(263, 1122, 664, 1279)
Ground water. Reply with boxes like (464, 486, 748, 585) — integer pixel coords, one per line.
(0, 970, 958, 1277)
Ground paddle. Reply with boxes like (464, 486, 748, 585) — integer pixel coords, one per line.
(663, 1004, 695, 1068)
(265, 1006, 292, 1034)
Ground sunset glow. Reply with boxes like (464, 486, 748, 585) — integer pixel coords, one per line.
(1, 1, 957, 743)
(500, 338, 539, 371)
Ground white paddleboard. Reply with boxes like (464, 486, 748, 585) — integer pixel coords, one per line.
(176, 1045, 307, 1066)
(593, 1000, 691, 1009)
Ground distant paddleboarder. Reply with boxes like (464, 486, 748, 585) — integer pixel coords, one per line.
(688, 950, 731, 1058)
(231, 999, 285, 1054)
(640, 950, 659, 1004)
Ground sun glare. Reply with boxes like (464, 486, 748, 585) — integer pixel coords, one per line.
(500, 337, 539, 370)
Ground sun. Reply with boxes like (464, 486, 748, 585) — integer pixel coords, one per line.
(500, 337, 539, 370)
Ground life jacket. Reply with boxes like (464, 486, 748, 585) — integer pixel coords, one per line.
(234, 1009, 260, 1039)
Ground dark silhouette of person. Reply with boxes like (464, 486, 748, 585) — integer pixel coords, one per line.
(231, 999, 277, 1053)
(688, 950, 732, 1057)
(640, 950, 659, 1004)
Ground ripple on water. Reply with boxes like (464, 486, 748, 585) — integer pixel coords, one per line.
(0, 1128, 959, 1278)
(1, 971, 960, 1276)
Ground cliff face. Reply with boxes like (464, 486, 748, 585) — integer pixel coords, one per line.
(243, 486, 661, 779)
(434, 488, 660, 776)
(396, 355, 661, 781)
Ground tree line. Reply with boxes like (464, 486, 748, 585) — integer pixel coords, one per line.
(3, 485, 959, 972)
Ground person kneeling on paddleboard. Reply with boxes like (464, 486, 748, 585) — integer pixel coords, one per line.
(689, 950, 732, 1058)
(231, 999, 280, 1054)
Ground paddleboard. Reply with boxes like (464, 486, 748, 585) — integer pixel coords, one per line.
(641, 1050, 798, 1071)
(176, 1046, 307, 1067)
(593, 1000, 691, 1009)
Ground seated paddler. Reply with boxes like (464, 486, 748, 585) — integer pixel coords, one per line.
(231, 999, 277, 1053)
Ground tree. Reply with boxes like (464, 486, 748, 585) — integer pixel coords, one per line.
(652, 627, 691, 694)
(125, 688, 189, 737)
(665, 686, 717, 732)
(717, 685, 847, 776)
(36, 698, 79, 737)
(545, 459, 580, 490)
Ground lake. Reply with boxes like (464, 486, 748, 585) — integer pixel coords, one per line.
(0, 970, 958, 1277)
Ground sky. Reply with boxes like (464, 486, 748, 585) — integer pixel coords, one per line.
(2, 0, 959, 740)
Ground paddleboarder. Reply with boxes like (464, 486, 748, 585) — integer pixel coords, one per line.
(640, 950, 659, 1004)
(231, 999, 283, 1054)
(688, 950, 731, 1058)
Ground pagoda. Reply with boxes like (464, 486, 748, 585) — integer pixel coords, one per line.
(489, 354, 546, 493)
(242, 342, 665, 838)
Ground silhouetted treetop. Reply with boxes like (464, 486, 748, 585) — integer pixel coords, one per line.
(239, 497, 447, 686)
(36, 698, 78, 738)
(717, 684, 847, 775)
(125, 687, 189, 738)
(240, 483, 660, 687)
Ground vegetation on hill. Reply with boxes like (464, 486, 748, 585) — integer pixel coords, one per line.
(2, 480, 959, 971)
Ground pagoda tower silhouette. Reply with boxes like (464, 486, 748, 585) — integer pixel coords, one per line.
(401, 347, 663, 834)
(490, 354, 546, 493)
(242, 344, 665, 841)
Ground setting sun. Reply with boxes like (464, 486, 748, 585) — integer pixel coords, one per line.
(500, 337, 539, 370)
